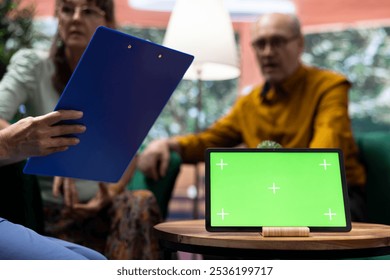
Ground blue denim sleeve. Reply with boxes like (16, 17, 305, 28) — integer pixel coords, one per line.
(0, 218, 106, 260)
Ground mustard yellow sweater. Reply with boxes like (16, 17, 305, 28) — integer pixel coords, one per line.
(175, 64, 366, 187)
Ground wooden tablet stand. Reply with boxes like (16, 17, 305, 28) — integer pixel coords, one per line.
(262, 227, 310, 237)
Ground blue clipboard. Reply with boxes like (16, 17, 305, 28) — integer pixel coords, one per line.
(23, 26, 194, 182)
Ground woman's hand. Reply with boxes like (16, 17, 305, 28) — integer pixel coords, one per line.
(52, 177, 79, 207)
(52, 157, 137, 220)
(69, 183, 113, 219)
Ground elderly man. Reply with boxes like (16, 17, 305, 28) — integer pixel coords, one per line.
(138, 13, 366, 221)
(0, 110, 106, 259)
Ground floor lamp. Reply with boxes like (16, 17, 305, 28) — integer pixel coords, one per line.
(163, 0, 240, 219)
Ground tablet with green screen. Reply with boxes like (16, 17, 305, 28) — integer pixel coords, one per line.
(205, 148, 351, 232)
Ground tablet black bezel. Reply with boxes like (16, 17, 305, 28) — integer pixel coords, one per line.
(205, 148, 352, 232)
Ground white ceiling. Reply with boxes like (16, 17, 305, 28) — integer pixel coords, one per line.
(128, 0, 296, 21)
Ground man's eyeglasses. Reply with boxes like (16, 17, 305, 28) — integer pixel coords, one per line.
(252, 35, 299, 51)
(59, 4, 105, 20)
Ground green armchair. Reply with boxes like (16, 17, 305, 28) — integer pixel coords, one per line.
(355, 131, 390, 225)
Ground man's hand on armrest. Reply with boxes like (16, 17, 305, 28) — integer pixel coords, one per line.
(137, 138, 181, 181)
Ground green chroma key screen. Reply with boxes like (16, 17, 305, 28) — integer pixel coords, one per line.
(205, 148, 351, 232)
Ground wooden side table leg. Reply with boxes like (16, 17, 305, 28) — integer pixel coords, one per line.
(159, 240, 178, 259)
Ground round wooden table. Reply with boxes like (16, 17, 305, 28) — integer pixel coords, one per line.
(154, 219, 390, 259)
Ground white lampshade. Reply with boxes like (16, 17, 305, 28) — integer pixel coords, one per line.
(163, 0, 240, 81)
